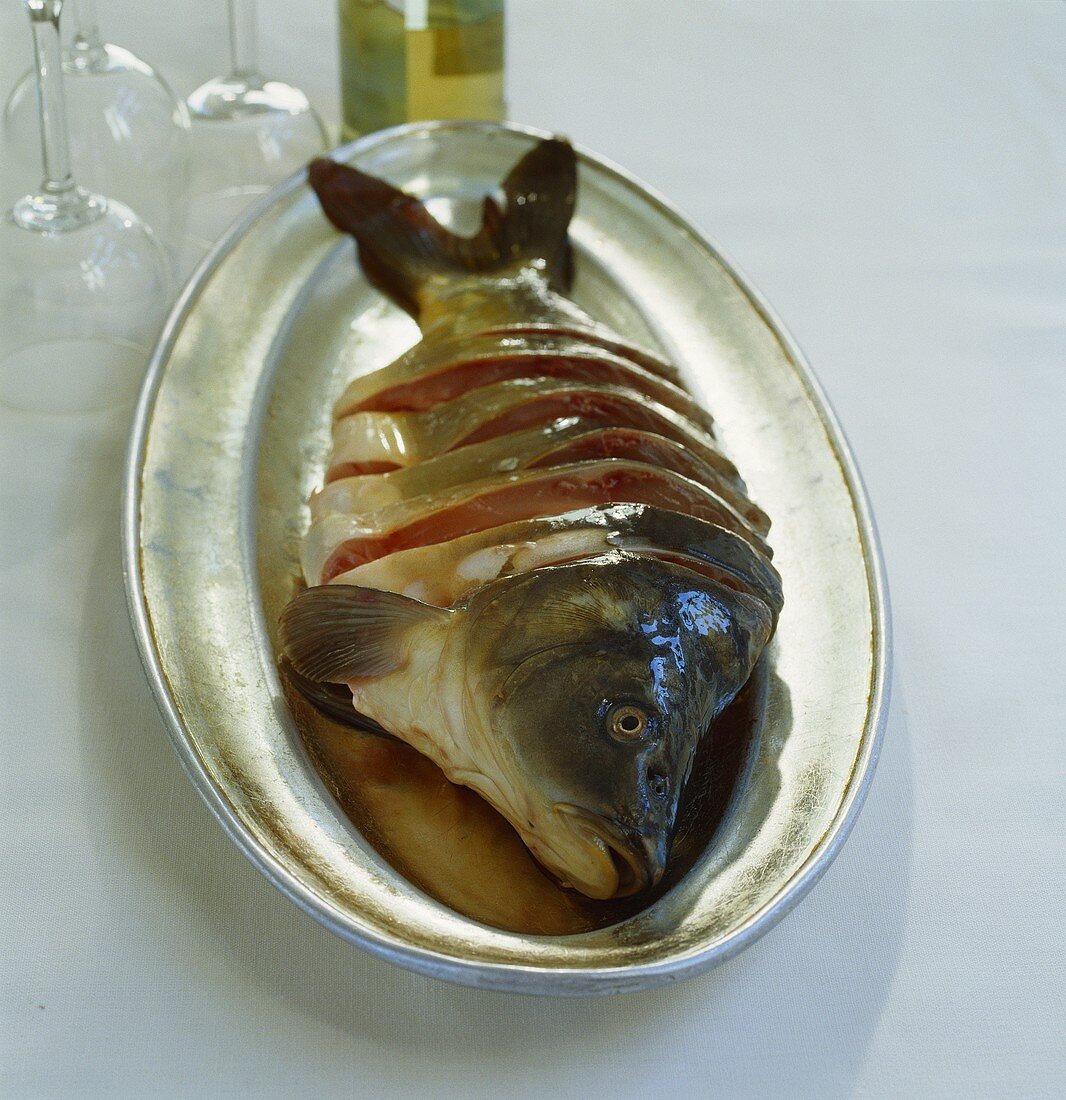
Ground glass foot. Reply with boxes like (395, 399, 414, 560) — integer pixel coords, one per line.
(186, 76, 323, 123)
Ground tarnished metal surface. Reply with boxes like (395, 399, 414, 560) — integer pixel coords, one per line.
(123, 121, 889, 995)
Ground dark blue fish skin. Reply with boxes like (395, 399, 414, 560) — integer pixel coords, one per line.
(456, 555, 774, 894)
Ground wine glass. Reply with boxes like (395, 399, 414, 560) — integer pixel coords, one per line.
(184, 0, 330, 259)
(1, 0, 192, 258)
(0, 0, 172, 417)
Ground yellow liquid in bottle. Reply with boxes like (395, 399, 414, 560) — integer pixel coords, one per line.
(338, 0, 505, 141)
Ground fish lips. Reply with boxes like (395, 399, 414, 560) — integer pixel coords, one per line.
(553, 803, 669, 899)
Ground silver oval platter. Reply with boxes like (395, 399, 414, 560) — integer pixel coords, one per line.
(124, 121, 889, 996)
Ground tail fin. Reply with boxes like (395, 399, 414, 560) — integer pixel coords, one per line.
(308, 137, 577, 318)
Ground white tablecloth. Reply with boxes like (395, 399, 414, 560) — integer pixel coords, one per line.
(2, 2, 1062, 1095)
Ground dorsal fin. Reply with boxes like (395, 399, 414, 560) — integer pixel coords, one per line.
(307, 138, 577, 318)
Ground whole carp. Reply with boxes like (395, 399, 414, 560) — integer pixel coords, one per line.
(281, 138, 781, 900)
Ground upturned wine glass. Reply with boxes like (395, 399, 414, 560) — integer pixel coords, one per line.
(1, 0, 192, 256)
(0, 0, 172, 416)
(184, 0, 330, 256)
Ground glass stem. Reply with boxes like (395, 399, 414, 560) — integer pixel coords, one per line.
(69, 0, 108, 69)
(228, 0, 263, 85)
(13, 0, 103, 231)
(28, 0, 76, 200)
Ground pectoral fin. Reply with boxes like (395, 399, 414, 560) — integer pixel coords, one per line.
(280, 584, 451, 683)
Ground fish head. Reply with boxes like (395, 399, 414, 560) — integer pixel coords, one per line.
(463, 553, 774, 899)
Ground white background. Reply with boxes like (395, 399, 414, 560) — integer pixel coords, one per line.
(1, 2, 1063, 1096)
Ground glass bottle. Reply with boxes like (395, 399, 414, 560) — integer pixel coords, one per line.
(337, 0, 505, 141)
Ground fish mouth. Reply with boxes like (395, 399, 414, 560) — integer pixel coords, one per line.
(553, 804, 665, 899)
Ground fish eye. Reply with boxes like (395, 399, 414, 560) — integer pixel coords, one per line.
(606, 702, 652, 742)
